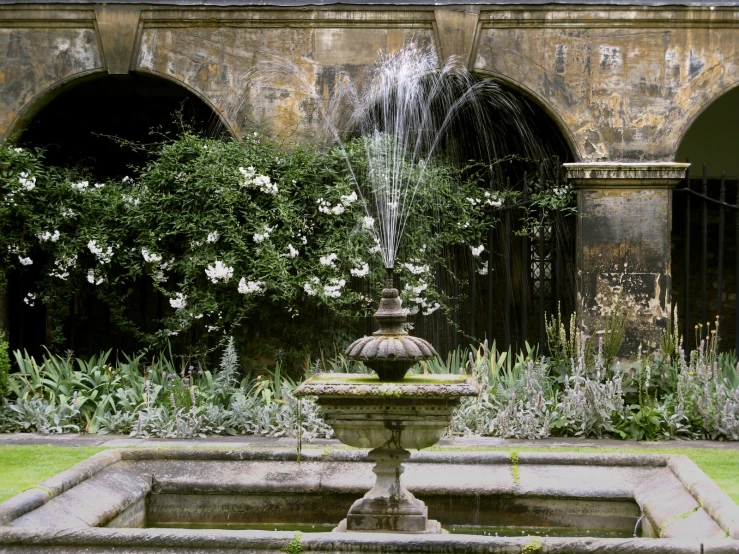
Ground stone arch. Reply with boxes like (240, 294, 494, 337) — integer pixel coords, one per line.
(14, 70, 233, 176)
(9, 68, 233, 142)
(2, 68, 107, 142)
(675, 80, 739, 178)
(132, 68, 239, 140)
(470, 69, 580, 162)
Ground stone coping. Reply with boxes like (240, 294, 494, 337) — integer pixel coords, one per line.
(2, 431, 739, 450)
(1, 528, 738, 554)
(0, 448, 736, 552)
(5, 0, 739, 6)
(294, 373, 480, 398)
(564, 162, 691, 188)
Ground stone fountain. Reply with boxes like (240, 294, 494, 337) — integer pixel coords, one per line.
(295, 274, 479, 534)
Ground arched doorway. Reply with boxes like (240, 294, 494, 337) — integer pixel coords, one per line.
(6, 72, 230, 358)
(393, 74, 577, 355)
(16, 72, 229, 177)
(674, 86, 739, 352)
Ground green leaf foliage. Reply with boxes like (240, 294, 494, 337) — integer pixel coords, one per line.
(0, 135, 508, 367)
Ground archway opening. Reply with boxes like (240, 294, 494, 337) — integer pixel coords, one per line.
(437, 78, 576, 354)
(17, 72, 228, 178)
(8, 73, 229, 358)
(350, 72, 575, 354)
(674, 86, 739, 352)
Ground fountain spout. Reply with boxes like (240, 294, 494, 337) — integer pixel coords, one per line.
(343, 275, 437, 381)
(385, 266, 394, 283)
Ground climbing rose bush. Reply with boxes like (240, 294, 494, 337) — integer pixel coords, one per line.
(1, 134, 545, 361)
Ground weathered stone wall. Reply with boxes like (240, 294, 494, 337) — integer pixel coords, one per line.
(2, 2, 739, 352)
(473, 7, 739, 162)
(2, 4, 739, 160)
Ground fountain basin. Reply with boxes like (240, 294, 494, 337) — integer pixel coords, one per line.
(1, 448, 738, 553)
(295, 373, 478, 533)
(295, 373, 478, 449)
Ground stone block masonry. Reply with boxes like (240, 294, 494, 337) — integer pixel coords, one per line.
(1, 2, 737, 350)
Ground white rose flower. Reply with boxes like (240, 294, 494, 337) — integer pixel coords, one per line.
(401, 262, 429, 275)
(87, 270, 104, 285)
(423, 302, 441, 316)
(142, 248, 162, 263)
(340, 191, 357, 205)
(303, 276, 320, 296)
(323, 278, 346, 298)
(238, 278, 265, 295)
(18, 172, 36, 191)
(37, 230, 60, 242)
(350, 262, 369, 278)
(88, 240, 114, 263)
(169, 292, 187, 309)
(205, 260, 234, 283)
(319, 253, 338, 268)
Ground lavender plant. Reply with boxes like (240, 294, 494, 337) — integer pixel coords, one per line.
(551, 340, 625, 438)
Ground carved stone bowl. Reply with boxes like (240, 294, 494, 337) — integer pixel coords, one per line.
(295, 373, 479, 450)
(295, 373, 479, 533)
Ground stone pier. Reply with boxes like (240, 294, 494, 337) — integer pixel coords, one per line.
(566, 163, 690, 354)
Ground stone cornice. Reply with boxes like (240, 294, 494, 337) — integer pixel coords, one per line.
(7, 0, 739, 6)
(4, 4, 739, 29)
(478, 6, 739, 29)
(564, 162, 690, 188)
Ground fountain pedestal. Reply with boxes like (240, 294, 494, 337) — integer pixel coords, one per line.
(337, 447, 437, 533)
(295, 374, 478, 533)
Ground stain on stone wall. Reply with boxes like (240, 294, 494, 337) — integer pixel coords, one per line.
(577, 185, 674, 353)
(473, 9, 739, 163)
(0, 27, 102, 137)
(135, 16, 433, 141)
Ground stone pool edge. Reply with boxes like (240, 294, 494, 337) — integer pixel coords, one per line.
(0, 448, 738, 553)
(0, 527, 738, 553)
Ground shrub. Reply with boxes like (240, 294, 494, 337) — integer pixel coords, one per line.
(0, 136, 575, 371)
(0, 331, 9, 398)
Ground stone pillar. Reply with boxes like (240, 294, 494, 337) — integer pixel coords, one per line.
(564, 163, 689, 356)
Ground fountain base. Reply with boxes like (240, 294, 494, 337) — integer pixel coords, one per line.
(335, 518, 444, 534)
(335, 447, 442, 534)
(294, 373, 479, 535)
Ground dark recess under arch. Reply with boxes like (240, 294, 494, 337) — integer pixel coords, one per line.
(9, 72, 229, 358)
(17, 72, 229, 178)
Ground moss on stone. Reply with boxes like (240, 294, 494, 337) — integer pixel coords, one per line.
(658, 506, 700, 536)
(308, 374, 471, 385)
(282, 531, 303, 554)
(379, 385, 404, 398)
(520, 538, 543, 553)
(510, 451, 520, 485)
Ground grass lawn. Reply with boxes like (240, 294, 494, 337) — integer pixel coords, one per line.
(0, 445, 106, 503)
(430, 445, 739, 506)
(0, 444, 737, 506)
